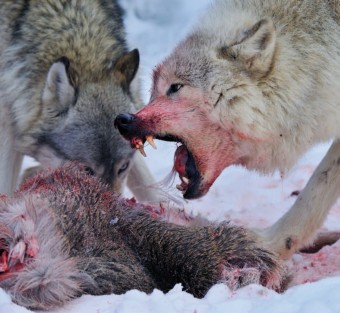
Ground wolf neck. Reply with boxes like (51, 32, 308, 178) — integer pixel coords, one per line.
(261, 32, 340, 174)
(239, 35, 340, 175)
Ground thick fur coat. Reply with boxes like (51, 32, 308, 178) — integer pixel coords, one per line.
(0, 164, 281, 310)
(115, 0, 340, 258)
(0, 0, 162, 203)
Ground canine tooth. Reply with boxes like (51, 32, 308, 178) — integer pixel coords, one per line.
(176, 184, 184, 191)
(182, 176, 189, 184)
(146, 135, 157, 150)
(138, 146, 147, 157)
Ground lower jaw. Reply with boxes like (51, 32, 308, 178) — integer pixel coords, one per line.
(182, 179, 206, 200)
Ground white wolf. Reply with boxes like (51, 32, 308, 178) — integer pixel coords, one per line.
(115, 0, 340, 259)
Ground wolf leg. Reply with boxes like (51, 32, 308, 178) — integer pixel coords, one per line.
(0, 109, 23, 195)
(257, 139, 340, 259)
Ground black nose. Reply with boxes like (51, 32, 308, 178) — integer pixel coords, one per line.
(114, 113, 137, 135)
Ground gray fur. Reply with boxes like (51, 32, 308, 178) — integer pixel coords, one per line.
(0, 0, 162, 203)
(0, 164, 282, 310)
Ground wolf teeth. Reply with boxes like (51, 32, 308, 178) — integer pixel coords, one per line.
(176, 176, 189, 193)
(138, 145, 147, 157)
(133, 140, 147, 157)
(182, 176, 189, 184)
(146, 135, 157, 150)
(176, 184, 185, 191)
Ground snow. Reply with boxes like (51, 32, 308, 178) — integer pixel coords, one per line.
(1, 0, 339, 312)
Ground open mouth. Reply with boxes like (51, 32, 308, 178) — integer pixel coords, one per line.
(128, 133, 203, 199)
(114, 113, 205, 199)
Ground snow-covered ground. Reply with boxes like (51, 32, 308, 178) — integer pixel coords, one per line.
(1, 1, 339, 312)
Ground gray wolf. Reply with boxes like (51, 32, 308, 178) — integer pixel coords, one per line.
(114, 0, 340, 259)
(0, 0, 161, 202)
(0, 163, 280, 310)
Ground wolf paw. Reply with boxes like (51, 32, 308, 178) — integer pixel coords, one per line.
(0, 239, 38, 281)
(0, 195, 93, 310)
(8, 236, 38, 264)
(0, 199, 40, 280)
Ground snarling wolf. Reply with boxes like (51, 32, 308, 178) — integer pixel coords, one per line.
(0, 0, 161, 202)
(0, 163, 281, 310)
(115, 0, 340, 259)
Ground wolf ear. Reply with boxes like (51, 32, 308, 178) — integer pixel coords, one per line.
(43, 57, 76, 110)
(223, 18, 276, 77)
(113, 49, 140, 92)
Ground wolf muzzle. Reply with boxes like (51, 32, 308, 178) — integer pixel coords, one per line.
(114, 113, 138, 138)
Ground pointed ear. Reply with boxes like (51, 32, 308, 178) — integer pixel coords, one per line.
(43, 57, 76, 110)
(223, 18, 276, 77)
(113, 49, 140, 92)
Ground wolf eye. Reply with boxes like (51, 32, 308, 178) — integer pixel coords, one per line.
(118, 161, 130, 176)
(167, 83, 183, 96)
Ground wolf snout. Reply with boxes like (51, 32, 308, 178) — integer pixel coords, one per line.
(114, 113, 138, 137)
(115, 113, 136, 126)
(115, 113, 156, 157)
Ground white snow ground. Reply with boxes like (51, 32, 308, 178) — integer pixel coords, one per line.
(1, 1, 339, 312)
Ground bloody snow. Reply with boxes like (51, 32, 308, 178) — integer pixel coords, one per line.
(1, 0, 339, 312)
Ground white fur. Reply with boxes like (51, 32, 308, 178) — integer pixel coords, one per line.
(150, 0, 340, 258)
(200, 1, 340, 258)
(42, 61, 75, 107)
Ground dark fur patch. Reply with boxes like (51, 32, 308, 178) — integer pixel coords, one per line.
(99, 0, 127, 52)
(218, 46, 239, 61)
(11, 0, 30, 41)
(229, 96, 241, 106)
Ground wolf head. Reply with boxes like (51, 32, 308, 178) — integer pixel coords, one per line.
(115, 1, 340, 200)
(23, 50, 140, 192)
(115, 12, 290, 199)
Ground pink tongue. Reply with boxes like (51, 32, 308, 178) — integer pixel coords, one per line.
(174, 145, 188, 177)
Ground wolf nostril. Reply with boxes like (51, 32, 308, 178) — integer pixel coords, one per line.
(114, 113, 136, 128)
(114, 114, 137, 137)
